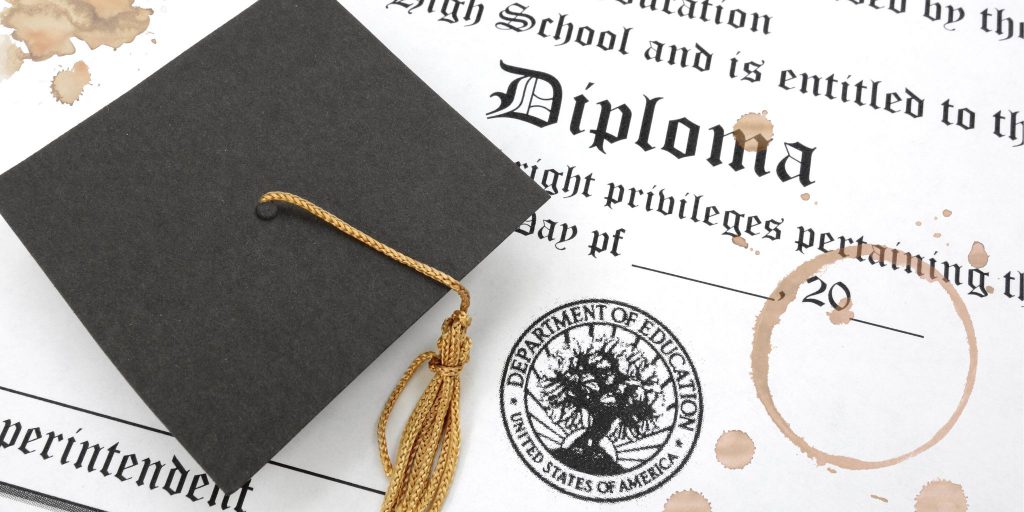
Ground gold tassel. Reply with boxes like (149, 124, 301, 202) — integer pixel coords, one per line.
(257, 191, 472, 512)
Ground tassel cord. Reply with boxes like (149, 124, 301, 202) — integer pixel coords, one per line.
(258, 191, 472, 512)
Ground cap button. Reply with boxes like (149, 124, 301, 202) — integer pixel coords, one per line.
(255, 202, 278, 220)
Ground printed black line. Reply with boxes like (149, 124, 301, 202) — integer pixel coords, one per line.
(851, 318, 925, 339)
(0, 480, 107, 512)
(0, 385, 385, 496)
(0, 385, 172, 437)
(265, 461, 384, 496)
(631, 264, 924, 339)
(631, 264, 775, 300)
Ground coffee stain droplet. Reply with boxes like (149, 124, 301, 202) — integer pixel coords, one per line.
(715, 430, 755, 469)
(0, 34, 26, 80)
(915, 221, 923, 227)
(664, 490, 712, 512)
(826, 467, 837, 474)
(870, 494, 889, 503)
(967, 241, 988, 269)
(915, 480, 968, 512)
(827, 297, 854, 325)
(933, 232, 942, 238)
(732, 235, 748, 249)
(942, 209, 952, 218)
(733, 110, 773, 152)
(51, 60, 91, 105)
(800, 193, 810, 201)
(985, 285, 994, 294)
(1, 0, 153, 61)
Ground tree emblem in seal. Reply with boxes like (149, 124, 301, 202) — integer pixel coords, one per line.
(500, 299, 702, 501)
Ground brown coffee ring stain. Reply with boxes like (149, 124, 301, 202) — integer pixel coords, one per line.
(1, 0, 153, 61)
(751, 248, 978, 470)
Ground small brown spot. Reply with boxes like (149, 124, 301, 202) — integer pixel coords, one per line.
(915, 480, 968, 512)
(968, 241, 988, 269)
(754, 250, 761, 256)
(715, 430, 755, 469)
(985, 285, 994, 294)
(915, 220, 923, 226)
(870, 494, 889, 503)
(732, 110, 773, 152)
(731, 235, 748, 249)
(942, 209, 952, 217)
(827, 467, 837, 474)
(800, 192, 810, 201)
(664, 490, 712, 512)
(0, 34, 26, 80)
(51, 60, 91, 105)
(827, 298, 854, 325)
(933, 232, 942, 238)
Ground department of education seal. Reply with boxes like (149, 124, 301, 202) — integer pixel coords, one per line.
(499, 299, 703, 502)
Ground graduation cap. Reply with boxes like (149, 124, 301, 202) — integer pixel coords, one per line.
(0, 0, 547, 502)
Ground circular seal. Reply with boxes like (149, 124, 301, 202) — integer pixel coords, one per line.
(499, 299, 703, 502)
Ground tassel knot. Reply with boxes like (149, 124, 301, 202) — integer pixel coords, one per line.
(428, 359, 466, 378)
(377, 309, 472, 512)
(432, 310, 471, 372)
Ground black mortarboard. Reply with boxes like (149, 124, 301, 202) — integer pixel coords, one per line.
(0, 0, 547, 494)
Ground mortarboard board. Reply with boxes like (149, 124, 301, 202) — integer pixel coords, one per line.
(0, 0, 547, 494)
